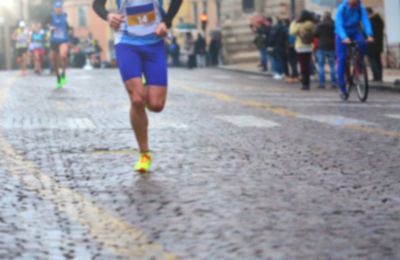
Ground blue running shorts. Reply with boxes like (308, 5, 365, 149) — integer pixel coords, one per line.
(115, 41, 168, 87)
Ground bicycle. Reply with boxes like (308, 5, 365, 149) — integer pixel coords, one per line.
(343, 41, 369, 102)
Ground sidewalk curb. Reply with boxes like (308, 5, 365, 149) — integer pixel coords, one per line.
(218, 66, 400, 92)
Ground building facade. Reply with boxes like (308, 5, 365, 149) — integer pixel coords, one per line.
(189, 0, 222, 41)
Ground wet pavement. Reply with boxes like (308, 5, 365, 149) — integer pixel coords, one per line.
(0, 68, 399, 259)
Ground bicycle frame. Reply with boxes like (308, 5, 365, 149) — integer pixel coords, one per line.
(344, 40, 369, 102)
(346, 42, 360, 87)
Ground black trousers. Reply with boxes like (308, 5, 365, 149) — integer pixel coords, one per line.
(368, 52, 383, 81)
(297, 52, 311, 88)
(288, 47, 299, 77)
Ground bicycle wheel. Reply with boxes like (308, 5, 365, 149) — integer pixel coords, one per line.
(355, 62, 369, 102)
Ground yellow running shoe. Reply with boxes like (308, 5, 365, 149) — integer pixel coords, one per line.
(135, 152, 152, 173)
(142, 75, 147, 86)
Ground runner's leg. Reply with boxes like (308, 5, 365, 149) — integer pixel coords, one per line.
(22, 52, 27, 74)
(143, 41, 168, 112)
(116, 44, 149, 153)
(38, 51, 43, 73)
(125, 78, 149, 153)
(146, 87, 167, 112)
(50, 49, 60, 77)
(59, 43, 68, 76)
(34, 50, 40, 73)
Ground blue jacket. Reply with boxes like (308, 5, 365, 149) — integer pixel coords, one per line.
(335, 0, 373, 40)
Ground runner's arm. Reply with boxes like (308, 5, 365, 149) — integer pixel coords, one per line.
(92, 0, 108, 21)
(162, 0, 183, 28)
(45, 16, 55, 31)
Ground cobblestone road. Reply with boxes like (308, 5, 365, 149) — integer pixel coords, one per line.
(0, 68, 399, 259)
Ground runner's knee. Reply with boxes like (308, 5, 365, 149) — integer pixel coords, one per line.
(147, 100, 165, 113)
(132, 96, 146, 110)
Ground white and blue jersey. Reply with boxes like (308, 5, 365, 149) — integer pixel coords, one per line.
(114, 0, 165, 46)
(50, 12, 69, 43)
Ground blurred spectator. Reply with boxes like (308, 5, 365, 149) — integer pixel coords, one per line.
(366, 7, 384, 82)
(209, 36, 221, 66)
(251, 18, 270, 72)
(285, 18, 299, 83)
(184, 32, 196, 69)
(315, 12, 337, 88)
(266, 17, 277, 74)
(86, 33, 96, 66)
(290, 10, 316, 90)
(72, 45, 85, 68)
(94, 40, 102, 68)
(195, 33, 207, 68)
(169, 37, 181, 67)
(272, 18, 288, 80)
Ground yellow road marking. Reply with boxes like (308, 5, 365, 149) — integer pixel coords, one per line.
(0, 77, 177, 259)
(0, 139, 177, 259)
(226, 82, 292, 93)
(173, 81, 400, 138)
(174, 82, 298, 117)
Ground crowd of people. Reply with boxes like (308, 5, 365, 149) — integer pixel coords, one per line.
(252, 4, 384, 92)
(13, 21, 221, 78)
(12, 11, 104, 81)
(166, 32, 222, 69)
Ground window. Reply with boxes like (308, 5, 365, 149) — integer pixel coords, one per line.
(242, 0, 255, 13)
(192, 3, 198, 26)
(202, 1, 208, 14)
(78, 6, 88, 27)
(216, 0, 221, 26)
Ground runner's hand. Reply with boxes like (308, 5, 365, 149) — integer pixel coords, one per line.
(107, 13, 124, 30)
(342, 38, 351, 44)
(366, 37, 374, 43)
(155, 22, 168, 37)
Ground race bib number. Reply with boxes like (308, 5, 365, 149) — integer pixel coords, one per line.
(126, 3, 156, 27)
(54, 28, 65, 39)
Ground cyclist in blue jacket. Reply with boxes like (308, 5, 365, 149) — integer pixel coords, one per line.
(335, 0, 374, 100)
